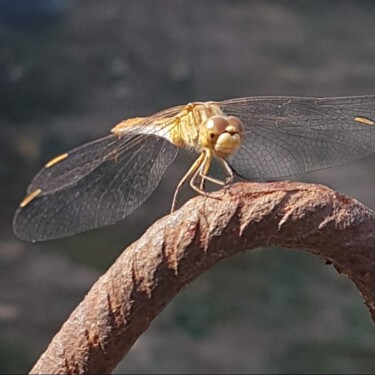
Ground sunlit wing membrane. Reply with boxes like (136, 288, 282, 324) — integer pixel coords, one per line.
(27, 135, 125, 194)
(218, 96, 375, 179)
(13, 132, 178, 241)
(26, 107, 184, 195)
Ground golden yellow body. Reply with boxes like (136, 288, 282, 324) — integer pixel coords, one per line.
(112, 102, 245, 210)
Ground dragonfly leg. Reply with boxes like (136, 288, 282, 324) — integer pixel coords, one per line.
(190, 151, 222, 201)
(198, 150, 229, 189)
(190, 171, 222, 203)
(190, 176, 207, 196)
(171, 152, 205, 213)
(198, 156, 234, 189)
(199, 149, 212, 190)
(220, 158, 235, 185)
(199, 173, 226, 187)
(190, 153, 210, 196)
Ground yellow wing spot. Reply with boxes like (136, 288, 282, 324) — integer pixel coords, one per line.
(45, 153, 68, 168)
(354, 116, 375, 126)
(20, 189, 42, 208)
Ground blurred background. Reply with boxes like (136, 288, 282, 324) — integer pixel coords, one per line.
(1, 0, 375, 373)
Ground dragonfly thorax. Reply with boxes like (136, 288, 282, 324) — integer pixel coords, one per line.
(172, 102, 245, 158)
(171, 102, 223, 149)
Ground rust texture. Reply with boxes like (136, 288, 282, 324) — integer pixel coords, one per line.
(30, 181, 375, 374)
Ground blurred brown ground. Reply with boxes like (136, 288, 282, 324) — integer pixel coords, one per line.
(1, 1, 375, 373)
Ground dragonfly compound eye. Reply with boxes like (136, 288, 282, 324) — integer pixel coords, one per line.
(206, 115, 229, 134)
(227, 116, 245, 135)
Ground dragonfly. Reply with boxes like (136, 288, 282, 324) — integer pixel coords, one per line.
(13, 95, 375, 242)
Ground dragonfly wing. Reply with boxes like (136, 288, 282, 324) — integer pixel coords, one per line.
(26, 103, 185, 195)
(27, 135, 123, 194)
(219, 96, 375, 179)
(13, 134, 178, 241)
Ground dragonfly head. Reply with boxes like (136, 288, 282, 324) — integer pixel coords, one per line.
(203, 115, 245, 158)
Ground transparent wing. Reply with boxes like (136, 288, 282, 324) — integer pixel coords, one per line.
(13, 132, 178, 241)
(26, 105, 184, 194)
(218, 96, 375, 179)
(27, 135, 126, 194)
